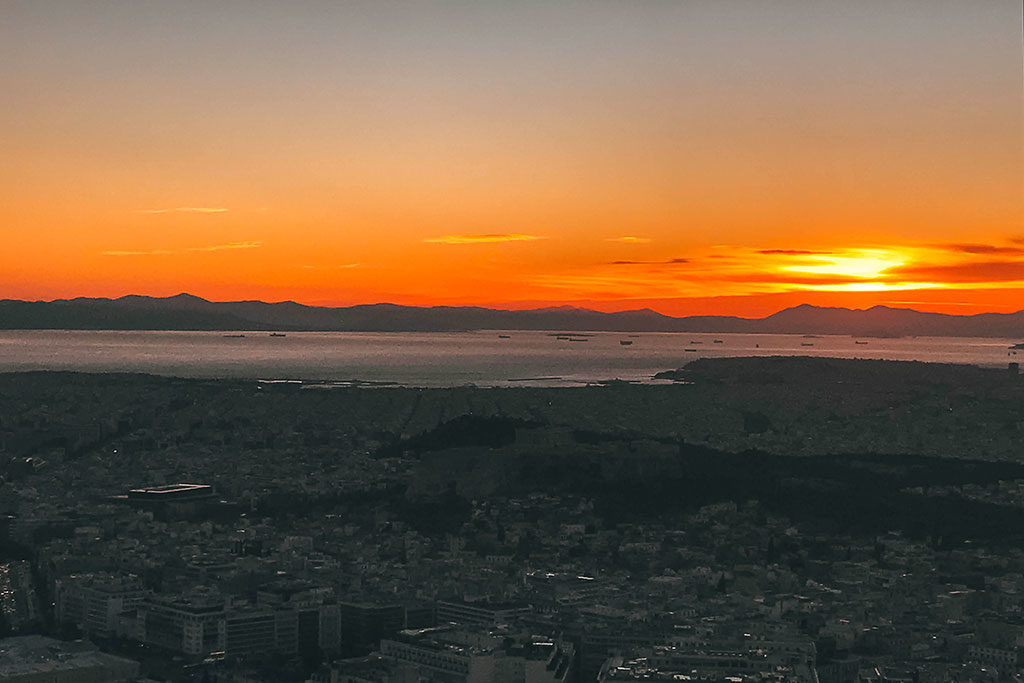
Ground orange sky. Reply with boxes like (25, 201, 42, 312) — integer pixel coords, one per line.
(2, 2, 1021, 317)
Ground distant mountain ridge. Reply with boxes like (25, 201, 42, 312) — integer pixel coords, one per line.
(1, 294, 1023, 338)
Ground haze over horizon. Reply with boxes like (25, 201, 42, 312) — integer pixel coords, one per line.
(3, 1, 1021, 317)
(8, 291, 1024, 320)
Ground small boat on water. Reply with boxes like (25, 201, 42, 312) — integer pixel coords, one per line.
(619, 340, 633, 346)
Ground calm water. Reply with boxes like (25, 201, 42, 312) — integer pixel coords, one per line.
(0, 330, 1020, 387)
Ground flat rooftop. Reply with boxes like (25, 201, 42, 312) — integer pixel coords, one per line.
(0, 635, 139, 677)
(128, 483, 212, 495)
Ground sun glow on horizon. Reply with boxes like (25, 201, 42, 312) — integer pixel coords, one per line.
(779, 250, 908, 280)
(795, 281, 945, 293)
(2, 2, 1020, 317)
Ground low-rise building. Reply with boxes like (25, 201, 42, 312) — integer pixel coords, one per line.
(55, 573, 148, 637)
(0, 635, 140, 682)
(380, 626, 573, 683)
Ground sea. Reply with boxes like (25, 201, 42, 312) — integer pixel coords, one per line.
(0, 330, 1020, 388)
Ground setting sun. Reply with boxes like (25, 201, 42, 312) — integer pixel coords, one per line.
(779, 251, 907, 281)
(1, 2, 1021, 316)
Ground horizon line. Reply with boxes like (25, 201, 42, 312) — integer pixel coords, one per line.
(5, 292, 1023, 320)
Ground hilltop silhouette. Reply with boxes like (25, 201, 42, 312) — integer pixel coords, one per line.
(1, 294, 1023, 337)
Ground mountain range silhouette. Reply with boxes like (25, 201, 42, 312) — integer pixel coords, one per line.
(1, 294, 1023, 337)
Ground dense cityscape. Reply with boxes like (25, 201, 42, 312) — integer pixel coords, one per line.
(5, 0, 1021, 680)
(2, 357, 1023, 682)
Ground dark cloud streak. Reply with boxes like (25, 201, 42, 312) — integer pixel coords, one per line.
(931, 243, 1024, 255)
(609, 258, 690, 265)
(885, 260, 1024, 283)
(756, 249, 834, 255)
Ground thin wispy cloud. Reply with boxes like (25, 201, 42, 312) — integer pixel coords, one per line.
(424, 234, 546, 244)
(136, 207, 228, 214)
(757, 249, 834, 255)
(102, 241, 262, 256)
(301, 263, 361, 270)
(184, 241, 262, 252)
(530, 241, 1024, 303)
(607, 236, 651, 243)
(609, 258, 690, 265)
(718, 272, 874, 285)
(884, 260, 1024, 283)
(931, 243, 1024, 255)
